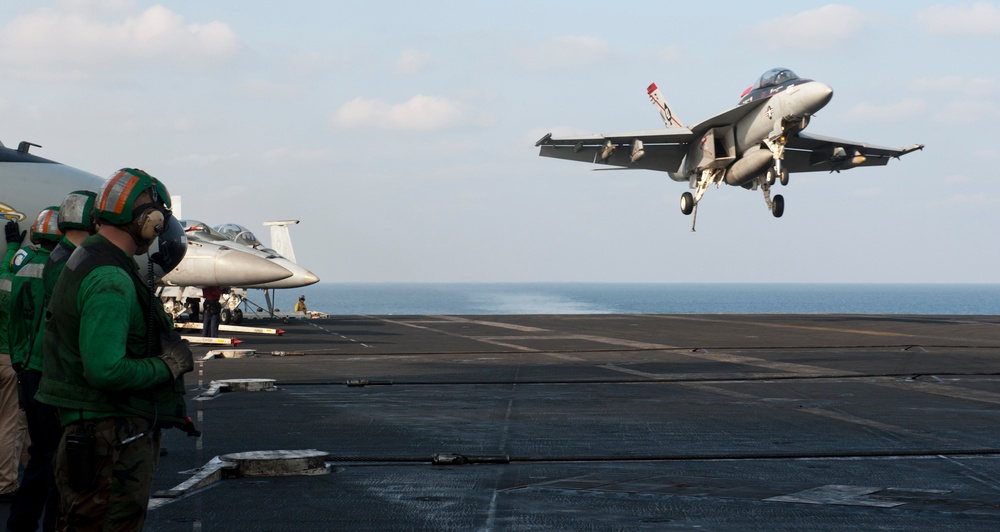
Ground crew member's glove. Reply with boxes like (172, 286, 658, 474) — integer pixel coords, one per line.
(4, 220, 24, 245)
(157, 332, 194, 379)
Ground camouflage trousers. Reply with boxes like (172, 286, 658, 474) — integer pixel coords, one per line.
(54, 416, 161, 532)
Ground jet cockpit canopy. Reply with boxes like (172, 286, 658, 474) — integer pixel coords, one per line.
(180, 219, 231, 242)
(753, 68, 799, 90)
(214, 223, 281, 257)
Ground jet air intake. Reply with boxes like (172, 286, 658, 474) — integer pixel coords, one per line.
(725, 147, 772, 186)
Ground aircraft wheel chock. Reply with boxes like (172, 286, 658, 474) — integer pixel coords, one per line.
(680, 192, 695, 215)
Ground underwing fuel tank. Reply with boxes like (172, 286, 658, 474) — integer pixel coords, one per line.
(725, 147, 773, 186)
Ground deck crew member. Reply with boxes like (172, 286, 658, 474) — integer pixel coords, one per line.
(0, 220, 26, 504)
(6, 191, 97, 531)
(36, 169, 195, 531)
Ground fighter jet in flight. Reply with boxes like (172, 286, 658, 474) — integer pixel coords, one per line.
(536, 68, 923, 231)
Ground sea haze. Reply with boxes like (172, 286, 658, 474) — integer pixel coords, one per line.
(260, 283, 1000, 316)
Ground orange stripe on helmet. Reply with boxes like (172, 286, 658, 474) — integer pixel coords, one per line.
(41, 210, 56, 234)
(98, 170, 140, 215)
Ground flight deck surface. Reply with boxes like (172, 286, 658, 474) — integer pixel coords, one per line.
(7, 314, 1000, 530)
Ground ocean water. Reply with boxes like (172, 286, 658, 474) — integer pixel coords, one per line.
(263, 283, 1000, 316)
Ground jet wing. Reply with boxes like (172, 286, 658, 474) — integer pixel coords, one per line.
(536, 128, 694, 172)
(536, 98, 771, 173)
(784, 132, 924, 173)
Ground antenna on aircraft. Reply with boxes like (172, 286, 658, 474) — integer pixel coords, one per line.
(17, 141, 40, 154)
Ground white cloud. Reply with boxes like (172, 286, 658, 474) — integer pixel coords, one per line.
(912, 76, 1000, 96)
(395, 49, 435, 75)
(916, 2, 1000, 35)
(944, 175, 972, 185)
(928, 193, 997, 207)
(748, 5, 865, 49)
(171, 153, 241, 168)
(57, 0, 136, 14)
(259, 148, 329, 165)
(0, 3, 242, 79)
(847, 98, 926, 122)
(934, 99, 1000, 123)
(513, 36, 612, 70)
(331, 95, 490, 131)
(118, 115, 198, 133)
(169, 148, 328, 168)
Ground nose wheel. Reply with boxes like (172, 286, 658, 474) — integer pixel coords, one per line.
(765, 167, 789, 186)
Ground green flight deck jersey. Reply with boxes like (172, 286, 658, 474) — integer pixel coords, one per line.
(9, 247, 51, 372)
(36, 234, 188, 427)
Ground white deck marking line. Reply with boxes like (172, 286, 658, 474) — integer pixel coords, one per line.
(381, 317, 855, 377)
(433, 315, 551, 332)
(678, 383, 758, 400)
(871, 378, 1000, 406)
(679, 384, 963, 445)
(644, 315, 913, 338)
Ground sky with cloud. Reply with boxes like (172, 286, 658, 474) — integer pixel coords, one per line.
(1, 1, 998, 283)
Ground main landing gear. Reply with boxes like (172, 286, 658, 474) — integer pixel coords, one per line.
(761, 182, 784, 218)
(760, 165, 786, 218)
(679, 166, 788, 227)
(679, 168, 724, 232)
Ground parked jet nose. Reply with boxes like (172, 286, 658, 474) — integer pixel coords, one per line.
(161, 243, 293, 287)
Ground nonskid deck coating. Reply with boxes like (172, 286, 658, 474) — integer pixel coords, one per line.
(5, 314, 999, 530)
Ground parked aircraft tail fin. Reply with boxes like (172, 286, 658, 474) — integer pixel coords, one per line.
(647, 83, 684, 129)
(264, 220, 299, 264)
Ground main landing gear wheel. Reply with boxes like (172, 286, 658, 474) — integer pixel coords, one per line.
(680, 192, 695, 215)
(771, 194, 784, 218)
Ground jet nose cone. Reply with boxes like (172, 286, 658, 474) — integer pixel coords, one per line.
(217, 248, 294, 286)
(302, 271, 320, 286)
(803, 81, 833, 112)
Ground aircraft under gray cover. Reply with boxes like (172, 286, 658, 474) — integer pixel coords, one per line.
(536, 68, 924, 231)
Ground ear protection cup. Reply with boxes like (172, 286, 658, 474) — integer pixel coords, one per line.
(136, 207, 165, 240)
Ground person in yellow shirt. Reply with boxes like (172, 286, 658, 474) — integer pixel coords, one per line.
(294, 295, 307, 315)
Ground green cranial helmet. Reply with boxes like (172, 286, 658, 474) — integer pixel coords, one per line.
(30, 206, 62, 244)
(95, 168, 171, 226)
(57, 190, 97, 232)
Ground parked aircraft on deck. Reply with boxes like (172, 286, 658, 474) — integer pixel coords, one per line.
(536, 68, 924, 231)
(0, 140, 292, 308)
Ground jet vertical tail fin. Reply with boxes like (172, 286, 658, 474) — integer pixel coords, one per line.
(264, 220, 299, 263)
(647, 83, 685, 129)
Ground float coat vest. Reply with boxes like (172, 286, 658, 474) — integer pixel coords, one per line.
(36, 235, 188, 427)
